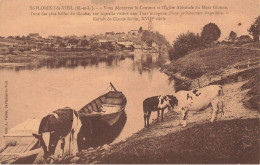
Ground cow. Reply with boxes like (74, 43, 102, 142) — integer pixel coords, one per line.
(143, 95, 178, 128)
(32, 107, 82, 163)
(163, 85, 224, 127)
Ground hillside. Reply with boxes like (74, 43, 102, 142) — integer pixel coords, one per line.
(99, 118, 259, 164)
(163, 45, 260, 79)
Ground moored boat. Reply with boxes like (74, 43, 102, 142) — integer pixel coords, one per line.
(78, 83, 127, 126)
(0, 119, 41, 164)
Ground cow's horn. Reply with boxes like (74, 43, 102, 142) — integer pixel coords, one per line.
(32, 133, 42, 139)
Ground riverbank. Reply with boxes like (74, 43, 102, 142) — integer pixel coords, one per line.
(55, 44, 259, 164)
(56, 80, 259, 164)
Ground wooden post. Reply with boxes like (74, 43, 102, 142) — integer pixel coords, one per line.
(197, 79, 201, 88)
(110, 82, 118, 92)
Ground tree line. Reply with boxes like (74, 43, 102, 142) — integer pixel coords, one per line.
(169, 15, 260, 60)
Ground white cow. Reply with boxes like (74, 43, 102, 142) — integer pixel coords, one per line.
(164, 85, 224, 127)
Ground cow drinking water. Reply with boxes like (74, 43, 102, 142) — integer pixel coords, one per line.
(164, 85, 224, 127)
(143, 95, 177, 128)
(32, 107, 82, 163)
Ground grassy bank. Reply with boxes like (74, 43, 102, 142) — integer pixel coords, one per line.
(98, 118, 259, 164)
(241, 74, 260, 112)
(163, 44, 259, 111)
(163, 45, 259, 79)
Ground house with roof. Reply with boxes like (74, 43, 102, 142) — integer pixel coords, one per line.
(117, 39, 133, 47)
(105, 32, 115, 36)
(28, 33, 41, 40)
(128, 30, 139, 36)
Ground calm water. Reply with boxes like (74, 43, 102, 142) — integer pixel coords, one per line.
(0, 51, 175, 148)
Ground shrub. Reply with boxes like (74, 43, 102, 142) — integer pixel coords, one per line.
(235, 35, 253, 46)
(182, 61, 205, 79)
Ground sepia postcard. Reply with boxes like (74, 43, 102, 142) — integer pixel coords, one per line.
(0, 0, 259, 164)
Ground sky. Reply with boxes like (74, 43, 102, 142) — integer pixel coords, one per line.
(0, 0, 259, 43)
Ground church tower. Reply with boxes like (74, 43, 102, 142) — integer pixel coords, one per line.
(148, 19, 153, 31)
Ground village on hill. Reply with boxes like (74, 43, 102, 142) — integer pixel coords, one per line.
(0, 22, 170, 56)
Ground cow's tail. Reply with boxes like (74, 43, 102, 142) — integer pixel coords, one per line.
(218, 85, 224, 116)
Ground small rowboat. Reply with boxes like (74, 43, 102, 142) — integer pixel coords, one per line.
(78, 83, 127, 126)
(0, 119, 41, 164)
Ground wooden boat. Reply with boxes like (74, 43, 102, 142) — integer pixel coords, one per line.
(78, 83, 127, 126)
(0, 119, 41, 164)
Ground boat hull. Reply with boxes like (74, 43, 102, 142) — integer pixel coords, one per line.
(100, 108, 125, 125)
(79, 89, 127, 126)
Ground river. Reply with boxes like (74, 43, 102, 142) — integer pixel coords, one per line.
(0, 51, 175, 149)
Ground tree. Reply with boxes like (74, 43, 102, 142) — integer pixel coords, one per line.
(15, 36, 21, 40)
(248, 16, 260, 41)
(68, 39, 79, 45)
(59, 42, 66, 47)
(201, 23, 221, 44)
(236, 35, 253, 44)
(80, 40, 89, 47)
(89, 38, 100, 50)
(228, 31, 237, 42)
(170, 32, 201, 59)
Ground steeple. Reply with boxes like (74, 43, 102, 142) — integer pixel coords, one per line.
(148, 19, 153, 31)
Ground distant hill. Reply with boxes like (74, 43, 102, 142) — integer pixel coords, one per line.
(141, 30, 171, 48)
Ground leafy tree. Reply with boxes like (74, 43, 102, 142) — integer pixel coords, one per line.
(237, 35, 253, 44)
(59, 42, 66, 47)
(15, 36, 21, 40)
(80, 40, 89, 47)
(170, 32, 201, 59)
(21, 36, 26, 41)
(229, 31, 237, 42)
(100, 42, 115, 51)
(55, 36, 62, 43)
(248, 16, 260, 41)
(89, 38, 100, 50)
(68, 39, 79, 45)
(201, 23, 221, 44)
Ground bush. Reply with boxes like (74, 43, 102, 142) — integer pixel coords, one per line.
(182, 61, 205, 79)
(235, 35, 253, 45)
(171, 32, 201, 59)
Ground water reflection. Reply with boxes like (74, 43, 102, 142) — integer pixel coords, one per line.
(78, 112, 127, 150)
(0, 51, 169, 75)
